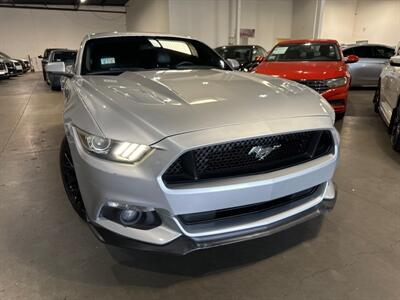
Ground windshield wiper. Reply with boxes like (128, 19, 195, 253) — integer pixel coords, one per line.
(87, 67, 146, 75)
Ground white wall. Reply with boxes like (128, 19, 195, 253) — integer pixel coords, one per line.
(291, 0, 317, 39)
(320, 0, 400, 46)
(240, 0, 293, 50)
(168, 0, 293, 50)
(352, 0, 400, 46)
(0, 7, 126, 71)
(168, 0, 231, 48)
(320, 0, 357, 44)
(126, 0, 169, 33)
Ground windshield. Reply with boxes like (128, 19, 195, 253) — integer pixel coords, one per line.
(216, 47, 252, 65)
(81, 36, 231, 75)
(267, 43, 341, 61)
(52, 51, 77, 64)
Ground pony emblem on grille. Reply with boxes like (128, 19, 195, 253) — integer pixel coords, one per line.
(248, 144, 282, 161)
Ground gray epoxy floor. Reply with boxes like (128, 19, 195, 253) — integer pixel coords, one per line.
(1, 73, 400, 300)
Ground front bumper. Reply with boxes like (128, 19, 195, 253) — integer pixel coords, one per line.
(89, 182, 336, 255)
(66, 116, 339, 254)
(322, 85, 349, 114)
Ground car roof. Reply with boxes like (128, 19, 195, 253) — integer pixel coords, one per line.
(215, 45, 262, 49)
(277, 39, 338, 45)
(45, 48, 68, 51)
(342, 43, 394, 49)
(85, 32, 191, 41)
(50, 49, 77, 53)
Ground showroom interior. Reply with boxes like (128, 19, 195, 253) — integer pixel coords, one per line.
(1, 0, 400, 299)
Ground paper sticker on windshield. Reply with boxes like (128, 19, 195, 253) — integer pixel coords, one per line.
(272, 47, 288, 55)
(100, 57, 115, 65)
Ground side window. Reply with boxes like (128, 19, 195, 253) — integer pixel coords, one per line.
(342, 48, 353, 56)
(257, 47, 267, 57)
(373, 46, 395, 59)
(253, 47, 264, 60)
(352, 46, 373, 58)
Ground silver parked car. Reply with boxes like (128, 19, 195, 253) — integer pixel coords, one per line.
(45, 49, 77, 90)
(342, 44, 395, 87)
(51, 32, 339, 254)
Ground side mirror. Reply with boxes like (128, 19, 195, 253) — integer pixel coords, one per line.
(45, 61, 73, 78)
(390, 56, 400, 67)
(227, 58, 240, 70)
(38, 55, 43, 59)
(345, 54, 359, 64)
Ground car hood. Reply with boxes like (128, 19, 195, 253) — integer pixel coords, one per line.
(255, 61, 346, 80)
(76, 69, 331, 144)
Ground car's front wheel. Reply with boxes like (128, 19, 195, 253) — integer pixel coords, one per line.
(59, 136, 87, 220)
(391, 120, 400, 152)
(50, 80, 60, 91)
(390, 105, 400, 152)
(373, 82, 381, 113)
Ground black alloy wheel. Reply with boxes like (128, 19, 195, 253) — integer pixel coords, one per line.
(391, 106, 400, 152)
(373, 82, 381, 113)
(59, 136, 87, 220)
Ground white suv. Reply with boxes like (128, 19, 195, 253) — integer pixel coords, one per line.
(374, 55, 400, 151)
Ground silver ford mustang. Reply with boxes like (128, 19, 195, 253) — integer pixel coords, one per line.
(56, 32, 339, 255)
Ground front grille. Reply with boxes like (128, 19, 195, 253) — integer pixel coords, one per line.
(163, 130, 334, 185)
(296, 80, 329, 94)
(178, 184, 321, 225)
(0, 63, 4, 70)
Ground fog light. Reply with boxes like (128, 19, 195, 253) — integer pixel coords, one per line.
(100, 202, 162, 229)
(120, 209, 141, 225)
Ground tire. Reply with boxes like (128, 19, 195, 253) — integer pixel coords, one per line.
(336, 112, 345, 120)
(50, 80, 60, 91)
(373, 82, 380, 113)
(59, 136, 87, 220)
(390, 106, 400, 152)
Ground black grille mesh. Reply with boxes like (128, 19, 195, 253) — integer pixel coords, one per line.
(163, 130, 334, 185)
(296, 80, 330, 94)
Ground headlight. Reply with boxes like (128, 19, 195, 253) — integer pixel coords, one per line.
(326, 77, 347, 88)
(76, 127, 152, 163)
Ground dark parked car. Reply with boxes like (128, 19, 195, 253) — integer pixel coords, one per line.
(21, 59, 31, 72)
(38, 48, 67, 81)
(342, 44, 395, 87)
(45, 49, 77, 90)
(4, 60, 18, 77)
(215, 45, 268, 71)
(0, 51, 27, 73)
(0, 59, 9, 79)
